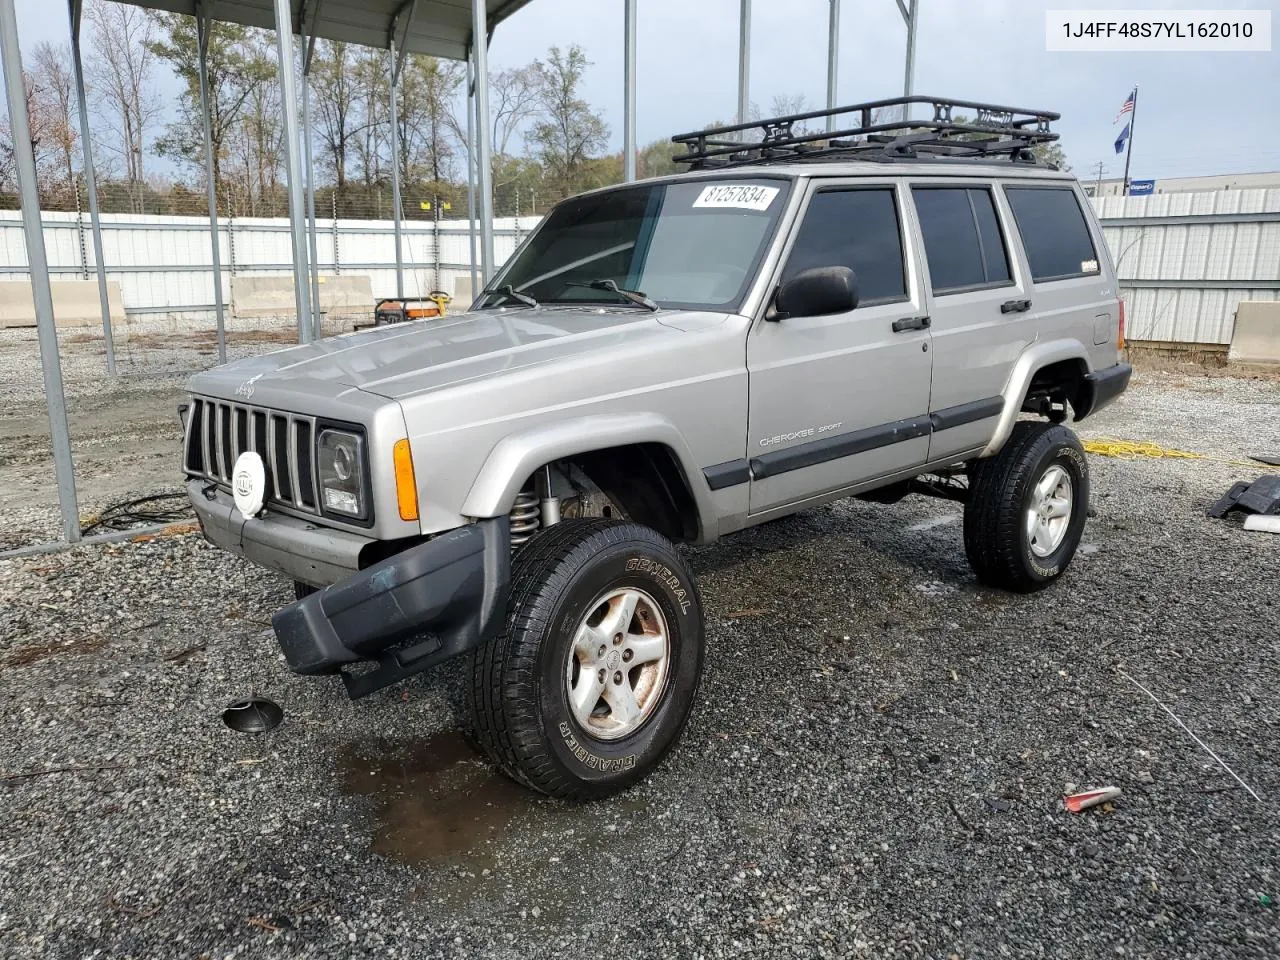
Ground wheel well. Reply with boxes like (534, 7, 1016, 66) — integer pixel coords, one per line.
(1021, 358, 1088, 420)
(561, 443, 700, 543)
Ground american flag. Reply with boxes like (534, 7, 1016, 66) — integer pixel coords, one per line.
(1113, 88, 1136, 124)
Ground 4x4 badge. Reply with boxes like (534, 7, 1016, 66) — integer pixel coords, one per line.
(235, 374, 263, 399)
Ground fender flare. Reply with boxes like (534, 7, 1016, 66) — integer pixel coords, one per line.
(460, 412, 718, 541)
(981, 339, 1091, 458)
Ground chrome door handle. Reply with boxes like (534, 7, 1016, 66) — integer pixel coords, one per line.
(1001, 299, 1032, 314)
(892, 315, 931, 333)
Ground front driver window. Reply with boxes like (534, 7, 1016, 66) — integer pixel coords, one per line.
(782, 188, 907, 305)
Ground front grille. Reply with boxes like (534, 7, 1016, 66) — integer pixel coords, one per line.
(184, 396, 320, 514)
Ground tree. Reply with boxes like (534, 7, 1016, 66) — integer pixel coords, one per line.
(227, 40, 284, 216)
(1033, 141, 1071, 172)
(488, 63, 542, 158)
(352, 49, 389, 191)
(638, 138, 681, 179)
(528, 45, 608, 200)
(148, 14, 274, 192)
(310, 40, 359, 193)
(29, 43, 78, 193)
(85, 0, 162, 212)
(394, 54, 464, 190)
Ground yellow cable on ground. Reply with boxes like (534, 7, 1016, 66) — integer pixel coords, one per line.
(1083, 437, 1261, 469)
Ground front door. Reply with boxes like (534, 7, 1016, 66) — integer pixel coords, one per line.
(747, 181, 934, 515)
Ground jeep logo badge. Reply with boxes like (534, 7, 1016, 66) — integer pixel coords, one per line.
(231, 451, 267, 520)
(235, 374, 263, 399)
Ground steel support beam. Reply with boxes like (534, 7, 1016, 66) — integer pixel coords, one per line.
(902, 0, 918, 111)
(2, 0, 80, 542)
(623, 0, 637, 181)
(271, 0, 314, 344)
(737, 0, 751, 126)
(465, 51, 479, 298)
(301, 38, 323, 338)
(391, 0, 420, 81)
(472, 0, 495, 283)
(196, 12, 228, 363)
(68, 0, 116, 374)
(826, 0, 840, 131)
(388, 45, 405, 299)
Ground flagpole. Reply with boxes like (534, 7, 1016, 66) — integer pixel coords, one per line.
(1122, 85, 1139, 195)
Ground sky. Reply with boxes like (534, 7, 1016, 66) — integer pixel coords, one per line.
(6, 0, 1279, 182)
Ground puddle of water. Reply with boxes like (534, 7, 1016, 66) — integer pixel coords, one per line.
(338, 730, 537, 865)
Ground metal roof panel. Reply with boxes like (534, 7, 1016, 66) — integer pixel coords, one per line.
(106, 0, 536, 60)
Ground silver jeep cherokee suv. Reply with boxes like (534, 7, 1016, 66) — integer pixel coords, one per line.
(183, 97, 1130, 800)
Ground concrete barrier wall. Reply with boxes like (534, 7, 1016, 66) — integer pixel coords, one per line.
(231, 274, 373, 318)
(1228, 301, 1280, 364)
(0, 279, 126, 329)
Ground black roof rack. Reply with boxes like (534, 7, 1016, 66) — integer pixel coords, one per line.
(671, 95, 1060, 170)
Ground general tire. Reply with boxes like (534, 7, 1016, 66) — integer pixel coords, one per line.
(469, 518, 704, 801)
(964, 421, 1089, 593)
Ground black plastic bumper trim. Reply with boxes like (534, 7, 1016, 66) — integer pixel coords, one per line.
(929, 395, 1005, 432)
(703, 459, 752, 490)
(1074, 362, 1132, 420)
(749, 415, 932, 480)
(271, 516, 511, 699)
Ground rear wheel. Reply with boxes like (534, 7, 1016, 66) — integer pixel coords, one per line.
(964, 421, 1089, 592)
(469, 518, 704, 801)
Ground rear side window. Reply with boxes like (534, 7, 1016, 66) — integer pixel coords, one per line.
(1004, 186, 1101, 282)
(782, 188, 906, 304)
(911, 187, 1011, 292)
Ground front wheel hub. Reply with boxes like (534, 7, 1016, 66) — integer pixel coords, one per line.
(565, 587, 670, 741)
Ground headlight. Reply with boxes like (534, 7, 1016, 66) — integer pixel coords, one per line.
(317, 429, 366, 519)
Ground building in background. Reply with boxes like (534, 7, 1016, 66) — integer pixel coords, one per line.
(1084, 170, 1280, 198)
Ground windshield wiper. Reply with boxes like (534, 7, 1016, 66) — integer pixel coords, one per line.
(564, 278, 659, 311)
(488, 285, 538, 309)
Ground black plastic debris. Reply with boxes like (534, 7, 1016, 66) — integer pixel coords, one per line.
(221, 697, 284, 733)
(1251, 454, 1280, 467)
(1207, 475, 1280, 520)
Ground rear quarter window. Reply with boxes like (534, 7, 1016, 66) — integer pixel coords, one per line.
(1004, 186, 1101, 282)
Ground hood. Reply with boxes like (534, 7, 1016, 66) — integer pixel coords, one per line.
(187, 306, 720, 405)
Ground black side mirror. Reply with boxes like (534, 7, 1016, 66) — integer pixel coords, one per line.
(774, 266, 858, 320)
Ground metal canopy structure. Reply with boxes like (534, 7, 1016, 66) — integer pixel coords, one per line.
(111, 0, 536, 60)
(2, 0, 536, 549)
(3, 0, 922, 552)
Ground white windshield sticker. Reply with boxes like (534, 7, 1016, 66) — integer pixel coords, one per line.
(693, 184, 780, 211)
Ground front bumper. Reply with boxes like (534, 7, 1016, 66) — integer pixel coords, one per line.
(271, 517, 511, 699)
(188, 480, 371, 586)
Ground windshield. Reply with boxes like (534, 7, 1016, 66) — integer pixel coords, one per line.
(477, 178, 792, 311)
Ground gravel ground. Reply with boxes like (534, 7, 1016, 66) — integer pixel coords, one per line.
(1, 357, 1279, 959)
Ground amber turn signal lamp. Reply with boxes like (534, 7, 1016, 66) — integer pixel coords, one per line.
(393, 439, 419, 521)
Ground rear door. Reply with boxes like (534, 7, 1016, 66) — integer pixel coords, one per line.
(1001, 182, 1113, 368)
(906, 180, 1032, 460)
(746, 179, 934, 515)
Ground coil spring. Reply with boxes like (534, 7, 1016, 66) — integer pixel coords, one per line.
(509, 489, 540, 549)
